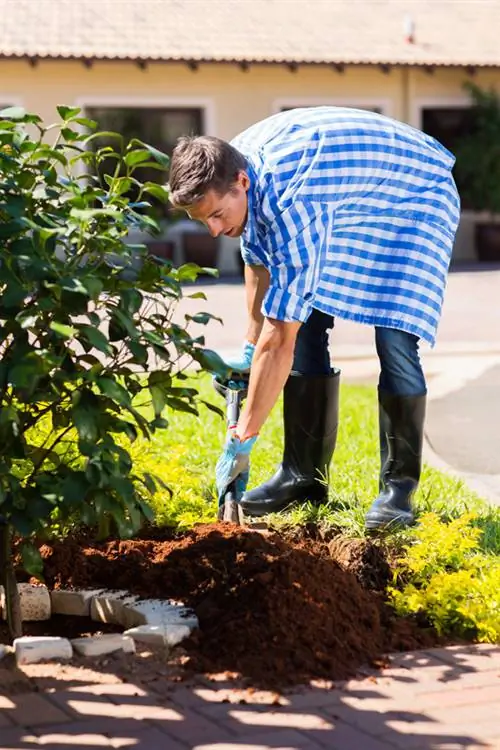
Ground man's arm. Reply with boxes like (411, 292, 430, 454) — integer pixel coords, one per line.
(236, 317, 301, 441)
(244, 264, 270, 345)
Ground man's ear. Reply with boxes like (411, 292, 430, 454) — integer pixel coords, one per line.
(238, 171, 250, 191)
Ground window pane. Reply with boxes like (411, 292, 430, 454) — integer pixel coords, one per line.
(86, 107, 203, 216)
(422, 107, 474, 207)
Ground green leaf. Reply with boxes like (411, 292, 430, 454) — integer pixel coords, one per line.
(192, 348, 229, 377)
(0, 106, 26, 121)
(61, 127, 83, 142)
(127, 340, 148, 364)
(96, 376, 132, 407)
(142, 182, 170, 202)
(50, 321, 76, 339)
(165, 396, 199, 416)
(130, 140, 169, 168)
(120, 289, 143, 316)
(176, 263, 202, 283)
(20, 542, 44, 578)
(82, 277, 104, 300)
(73, 116, 98, 129)
(124, 149, 152, 167)
(187, 291, 208, 300)
(77, 325, 113, 355)
(72, 389, 101, 443)
(70, 207, 121, 221)
(15, 311, 38, 329)
(56, 105, 81, 121)
(142, 472, 157, 494)
(186, 312, 222, 326)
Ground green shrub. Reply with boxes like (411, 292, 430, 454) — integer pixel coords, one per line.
(0, 105, 226, 637)
(390, 513, 500, 642)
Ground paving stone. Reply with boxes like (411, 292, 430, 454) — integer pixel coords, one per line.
(71, 633, 135, 657)
(310, 720, 399, 750)
(50, 588, 105, 617)
(36, 723, 186, 750)
(0, 695, 15, 728)
(426, 645, 500, 672)
(68, 682, 150, 698)
(151, 706, 237, 746)
(33, 719, 152, 746)
(90, 590, 138, 625)
(226, 708, 335, 734)
(197, 728, 327, 749)
(7, 693, 73, 727)
(14, 635, 72, 665)
(58, 694, 184, 722)
(1, 583, 51, 621)
(0, 727, 39, 748)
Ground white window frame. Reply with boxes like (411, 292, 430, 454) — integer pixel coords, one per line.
(411, 96, 471, 130)
(74, 95, 216, 136)
(272, 96, 393, 117)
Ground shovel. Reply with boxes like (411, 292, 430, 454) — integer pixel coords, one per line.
(213, 371, 249, 524)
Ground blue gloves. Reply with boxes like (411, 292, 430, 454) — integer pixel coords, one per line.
(224, 340, 255, 372)
(215, 431, 258, 504)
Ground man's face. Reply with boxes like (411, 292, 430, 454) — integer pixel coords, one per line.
(187, 171, 250, 239)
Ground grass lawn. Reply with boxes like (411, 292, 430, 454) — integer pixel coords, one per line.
(134, 373, 500, 554)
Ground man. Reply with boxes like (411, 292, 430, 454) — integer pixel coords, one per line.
(168, 107, 460, 530)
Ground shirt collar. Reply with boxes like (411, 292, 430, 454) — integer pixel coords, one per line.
(241, 160, 261, 248)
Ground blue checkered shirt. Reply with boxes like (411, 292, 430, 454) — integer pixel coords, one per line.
(231, 107, 460, 345)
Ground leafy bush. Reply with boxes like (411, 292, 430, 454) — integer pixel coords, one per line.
(390, 513, 500, 642)
(0, 105, 226, 635)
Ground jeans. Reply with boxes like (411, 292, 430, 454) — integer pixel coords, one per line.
(292, 308, 427, 397)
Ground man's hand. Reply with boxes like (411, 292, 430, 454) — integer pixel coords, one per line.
(224, 340, 255, 372)
(215, 431, 258, 504)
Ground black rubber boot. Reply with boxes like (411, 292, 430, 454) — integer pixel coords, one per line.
(365, 391, 426, 531)
(240, 369, 340, 517)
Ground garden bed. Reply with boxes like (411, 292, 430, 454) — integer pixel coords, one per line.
(14, 522, 441, 689)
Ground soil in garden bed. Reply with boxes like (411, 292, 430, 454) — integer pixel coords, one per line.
(24, 523, 438, 689)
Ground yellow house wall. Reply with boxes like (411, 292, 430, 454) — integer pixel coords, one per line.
(3, 59, 500, 265)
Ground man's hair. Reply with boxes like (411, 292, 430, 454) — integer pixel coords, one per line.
(168, 135, 247, 208)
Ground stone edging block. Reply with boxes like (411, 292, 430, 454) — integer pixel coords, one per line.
(71, 633, 136, 657)
(1, 583, 51, 622)
(4, 585, 199, 665)
(14, 636, 73, 665)
(50, 588, 106, 617)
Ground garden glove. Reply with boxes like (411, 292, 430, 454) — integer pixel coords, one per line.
(223, 340, 255, 372)
(215, 430, 258, 505)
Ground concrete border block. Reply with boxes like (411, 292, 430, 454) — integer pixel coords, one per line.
(71, 633, 136, 657)
(90, 591, 139, 625)
(51, 588, 106, 617)
(14, 636, 73, 665)
(1, 583, 51, 622)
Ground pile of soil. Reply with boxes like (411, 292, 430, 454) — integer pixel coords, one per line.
(32, 523, 436, 688)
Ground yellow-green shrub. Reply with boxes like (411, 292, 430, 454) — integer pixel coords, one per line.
(390, 513, 500, 642)
(128, 438, 217, 528)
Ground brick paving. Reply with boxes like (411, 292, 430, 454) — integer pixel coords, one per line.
(0, 644, 498, 749)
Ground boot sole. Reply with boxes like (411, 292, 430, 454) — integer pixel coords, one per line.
(365, 511, 414, 531)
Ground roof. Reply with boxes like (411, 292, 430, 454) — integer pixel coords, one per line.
(0, 0, 499, 68)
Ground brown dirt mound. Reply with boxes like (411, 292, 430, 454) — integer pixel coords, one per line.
(36, 523, 436, 688)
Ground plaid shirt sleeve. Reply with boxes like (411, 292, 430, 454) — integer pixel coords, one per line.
(262, 200, 328, 322)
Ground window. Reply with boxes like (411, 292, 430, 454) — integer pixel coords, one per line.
(421, 107, 474, 207)
(86, 107, 203, 216)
